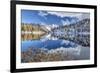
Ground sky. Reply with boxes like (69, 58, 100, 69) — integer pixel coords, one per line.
(21, 10, 90, 25)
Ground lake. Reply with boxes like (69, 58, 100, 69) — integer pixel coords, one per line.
(21, 33, 90, 60)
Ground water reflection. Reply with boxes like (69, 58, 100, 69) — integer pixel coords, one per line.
(21, 19, 90, 62)
(21, 31, 90, 62)
(21, 32, 47, 40)
(21, 31, 90, 47)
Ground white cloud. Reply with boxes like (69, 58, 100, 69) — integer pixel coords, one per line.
(47, 11, 81, 18)
(38, 11, 90, 20)
(80, 13, 90, 20)
(60, 13, 90, 25)
(47, 11, 90, 20)
(38, 11, 48, 17)
(38, 11, 85, 18)
(38, 11, 48, 19)
(38, 11, 90, 25)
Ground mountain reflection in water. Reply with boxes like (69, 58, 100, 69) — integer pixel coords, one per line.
(21, 19, 90, 63)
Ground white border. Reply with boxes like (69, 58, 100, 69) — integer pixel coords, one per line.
(16, 5, 94, 69)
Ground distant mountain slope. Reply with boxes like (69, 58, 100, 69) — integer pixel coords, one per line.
(21, 23, 50, 33)
(51, 18, 90, 46)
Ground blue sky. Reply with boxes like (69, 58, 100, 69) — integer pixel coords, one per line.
(21, 10, 90, 25)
